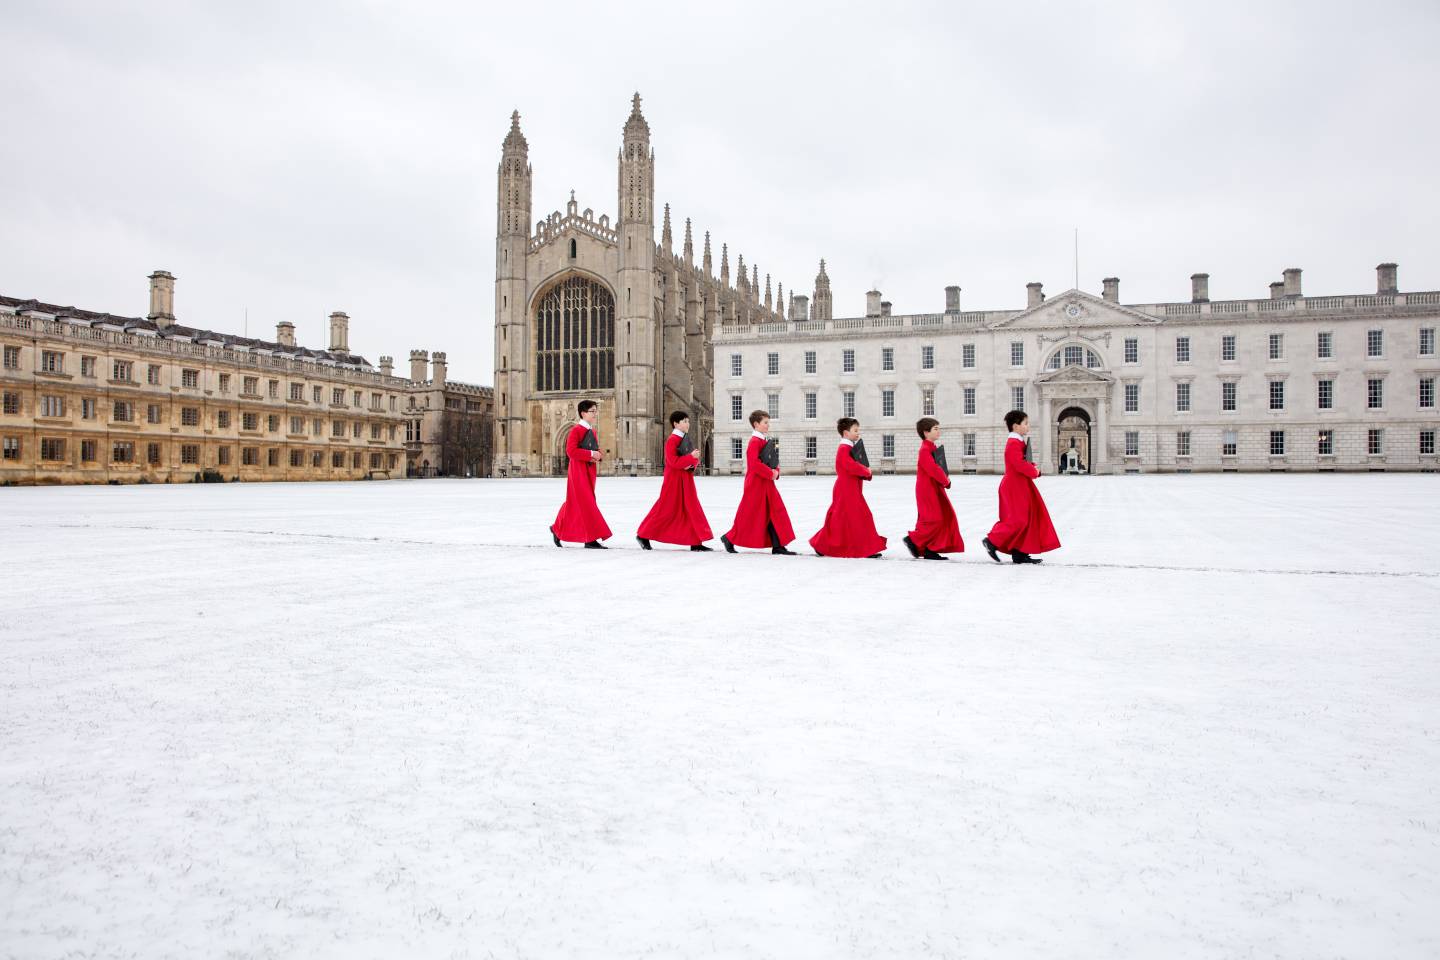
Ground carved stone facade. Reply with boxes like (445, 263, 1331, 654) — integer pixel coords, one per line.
(714, 267, 1440, 474)
(492, 95, 795, 477)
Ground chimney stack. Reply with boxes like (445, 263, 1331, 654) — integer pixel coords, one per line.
(432, 351, 448, 388)
(1190, 273, 1210, 303)
(147, 270, 176, 328)
(944, 285, 961, 314)
(378, 355, 393, 377)
(790, 294, 810, 322)
(1102, 277, 1120, 303)
(880, 300, 892, 317)
(1283, 267, 1302, 299)
(865, 289, 882, 317)
(328, 311, 350, 352)
(1376, 262, 1398, 294)
(409, 349, 429, 381)
(275, 321, 296, 347)
(1269, 281, 1285, 300)
(1026, 282, 1044, 308)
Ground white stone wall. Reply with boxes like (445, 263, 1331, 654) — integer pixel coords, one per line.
(713, 291, 1440, 474)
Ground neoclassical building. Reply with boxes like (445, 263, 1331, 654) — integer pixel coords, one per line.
(492, 94, 796, 476)
(0, 270, 414, 485)
(713, 264, 1439, 474)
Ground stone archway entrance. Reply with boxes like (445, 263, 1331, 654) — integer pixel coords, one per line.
(551, 429, 571, 477)
(1055, 406, 1091, 474)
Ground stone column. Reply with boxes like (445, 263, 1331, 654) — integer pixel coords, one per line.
(1039, 396, 1054, 475)
(1094, 396, 1109, 474)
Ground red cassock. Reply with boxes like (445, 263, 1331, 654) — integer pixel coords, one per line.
(724, 435, 795, 548)
(552, 424, 613, 543)
(987, 435, 1061, 555)
(909, 439, 964, 554)
(809, 443, 888, 558)
(636, 432, 713, 546)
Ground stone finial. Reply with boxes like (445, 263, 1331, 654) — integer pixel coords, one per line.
(751, 265, 759, 300)
(623, 91, 650, 140)
(720, 243, 729, 284)
(502, 110, 528, 153)
(703, 230, 713, 274)
(683, 217, 693, 263)
(764, 274, 773, 310)
(661, 203, 672, 250)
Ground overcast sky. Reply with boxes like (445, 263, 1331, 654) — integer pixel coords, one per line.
(5, 0, 1437, 384)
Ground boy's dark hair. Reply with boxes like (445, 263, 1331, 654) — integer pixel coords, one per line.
(836, 417, 859, 435)
(748, 410, 769, 427)
(916, 417, 939, 438)
(1004, 409, 1028, 430)
(577, 400, 598, 416)
(669, 410, 689, 427)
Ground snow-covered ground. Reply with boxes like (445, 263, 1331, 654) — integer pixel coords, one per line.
(2, 474, 1438, 959)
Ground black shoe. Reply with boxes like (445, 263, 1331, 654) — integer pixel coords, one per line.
(982, 538, 1001, 563)
(549, 526, 562, 548)
(636, 537, 652, 550)
(902, 535, 921, 559)
(584, 540, 608, 550)
(691, 544, 713, 552)
(922, 549, 948, 561)
(1011, 551, 1042, 564)
(772, 545, 796, 555)
(721, 535, 737, 554)
(814, 549, 825, 557)
(867, 553, 883, 559)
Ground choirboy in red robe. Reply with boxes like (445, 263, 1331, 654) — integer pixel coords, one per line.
(987, 433, 1060, 555)
(551, 422, 612, 544)
(724, 432, 795, 549)
(636, 430, 712, 546)
(809, 440, 887, 558)
(909, 438, 964, 554)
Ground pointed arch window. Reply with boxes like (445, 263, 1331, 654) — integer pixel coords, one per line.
(534, 275, 615, 392)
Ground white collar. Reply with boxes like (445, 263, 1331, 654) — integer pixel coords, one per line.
(671, 429, 685, 438)
(1008, 432, 1026, 442)
(840, 438, 856, 447)
(577, 420, 595, 431)
(751, 431, 767, 441)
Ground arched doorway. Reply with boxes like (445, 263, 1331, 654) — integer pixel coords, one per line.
(1055, 406, 1091, 474)
(551, 428, 570, 478)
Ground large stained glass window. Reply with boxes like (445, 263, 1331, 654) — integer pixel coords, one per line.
(534, 276, 615, 392)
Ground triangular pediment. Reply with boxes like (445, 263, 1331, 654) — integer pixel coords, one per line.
(1036, 364, 1115, 385)
(989, 289, 1160, 329)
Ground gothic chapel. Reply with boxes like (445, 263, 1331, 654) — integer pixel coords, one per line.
(492, 94, 795, 476)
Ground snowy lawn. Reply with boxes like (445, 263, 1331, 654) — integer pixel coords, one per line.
(2, 474, 1438, 959)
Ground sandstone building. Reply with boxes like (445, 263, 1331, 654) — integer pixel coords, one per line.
(1, 270, 410, 484)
